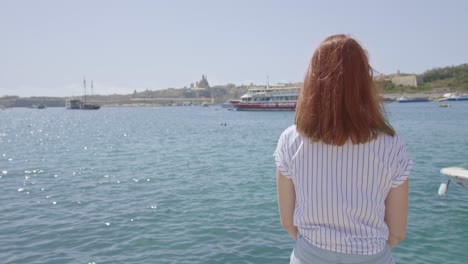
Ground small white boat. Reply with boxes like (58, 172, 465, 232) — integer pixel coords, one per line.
(438, 167, 468, 195)
(445, 93, 468, 101)
(396, 95, 429, 103)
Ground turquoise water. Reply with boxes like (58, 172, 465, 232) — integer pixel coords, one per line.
(1, 103, 467, 264)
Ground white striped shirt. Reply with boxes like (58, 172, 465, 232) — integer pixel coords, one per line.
(274, 125, 413, 255)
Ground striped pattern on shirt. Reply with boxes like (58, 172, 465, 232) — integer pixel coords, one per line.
(274, 125, 413, 255)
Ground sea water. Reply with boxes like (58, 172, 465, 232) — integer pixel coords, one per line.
(0, 102, 467, 264)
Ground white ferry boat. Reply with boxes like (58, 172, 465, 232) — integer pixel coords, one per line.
(229, 84, 299, 111)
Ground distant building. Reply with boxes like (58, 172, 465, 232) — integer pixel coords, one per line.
(390, 75, 422, 87)
(190, 75, 210, 90)
(189, 74, 211, 98)
(376, 71, 422, 87)
(197, 74, 210, 89)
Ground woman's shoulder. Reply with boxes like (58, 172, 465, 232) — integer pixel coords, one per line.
(283, 124, 297, 134)
(279, 125, 300, 140)
(373, 133, 409, 153)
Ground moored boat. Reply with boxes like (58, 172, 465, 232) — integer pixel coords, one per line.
(66, 78, 100, 110)
(66, 99, 100, 110)
(229, 84, 299, 111)
(446, 93, 468, 101)
(396, 95, 429, 103)
(438, 167, 468, 195)
(31, 103, 46, 109)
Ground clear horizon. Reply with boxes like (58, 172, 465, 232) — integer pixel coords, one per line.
(1, 0, 467, 97)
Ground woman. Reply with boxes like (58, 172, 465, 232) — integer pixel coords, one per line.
(274, 34, 412, 264)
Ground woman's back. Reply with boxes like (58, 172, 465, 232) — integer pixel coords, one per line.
(275, 125, 412, 255)
(275, 34, 412, 263)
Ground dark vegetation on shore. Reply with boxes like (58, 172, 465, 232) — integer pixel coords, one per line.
(1, 64, 468, 107)
(379, 63, 468, 94)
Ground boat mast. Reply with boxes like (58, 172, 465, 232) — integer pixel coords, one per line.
(91, 80, 94, 102)
(83, 77, 87, 103)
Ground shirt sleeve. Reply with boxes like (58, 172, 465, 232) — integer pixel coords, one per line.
(273, 129, 293, 179)
(391, 138, 413, 188)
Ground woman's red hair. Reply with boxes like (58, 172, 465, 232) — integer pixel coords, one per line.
(295, 34, 395, 145)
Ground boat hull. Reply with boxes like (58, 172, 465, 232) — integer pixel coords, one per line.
(66, 99, 100, 110)
(396, 99, 429, 103)
(231, 101, 296, 111)
(447, 97, 468, 101)
(81, 104, 101, 110)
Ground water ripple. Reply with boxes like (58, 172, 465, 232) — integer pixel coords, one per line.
(1, 105, 468, 263)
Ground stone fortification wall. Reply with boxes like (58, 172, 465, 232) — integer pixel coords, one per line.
(391, 75, 422, 87)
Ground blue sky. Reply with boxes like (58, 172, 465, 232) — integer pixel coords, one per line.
(1, 0, 467, 97)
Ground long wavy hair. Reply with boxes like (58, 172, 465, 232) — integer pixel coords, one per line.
(295, 34, 395, 145)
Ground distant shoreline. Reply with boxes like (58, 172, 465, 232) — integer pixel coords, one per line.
(0, 90, 464, 108)
(382, 92, 445, 101)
